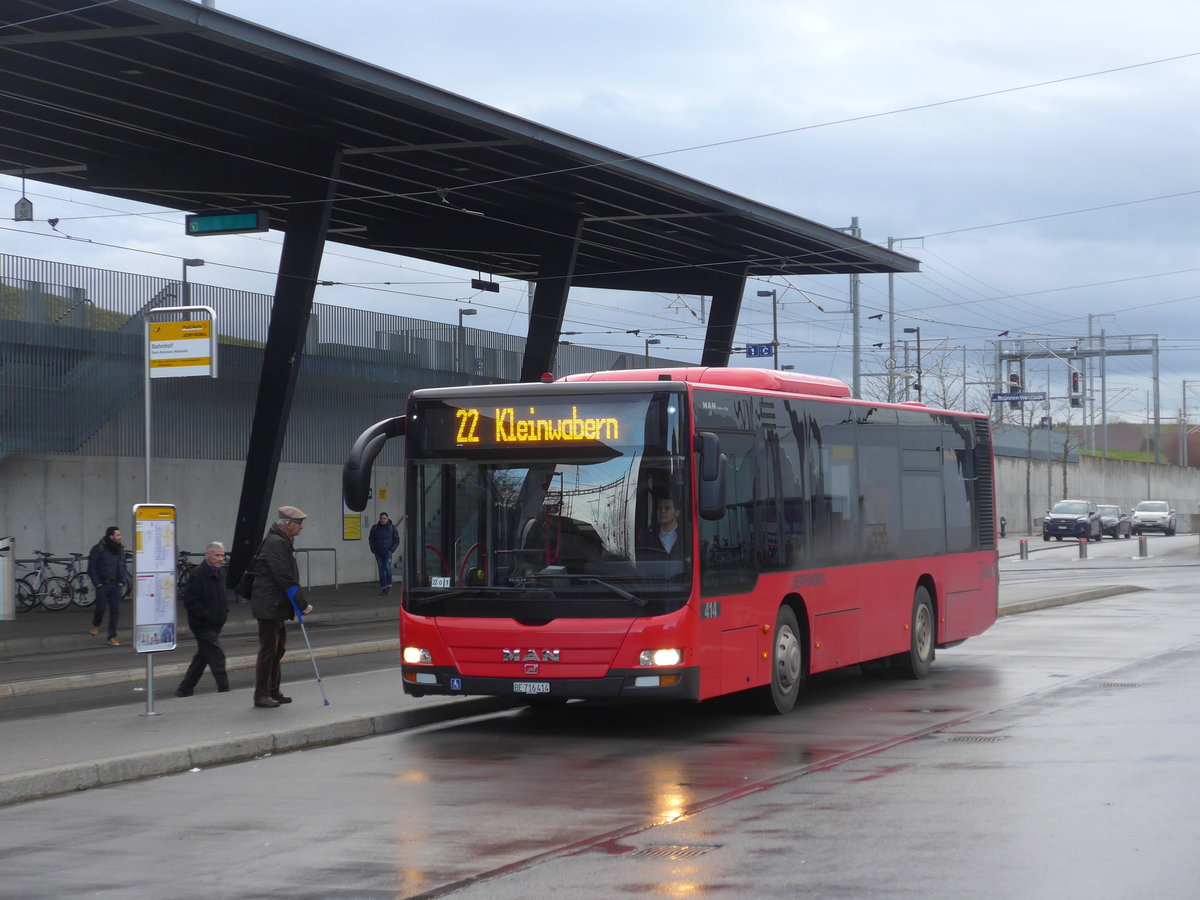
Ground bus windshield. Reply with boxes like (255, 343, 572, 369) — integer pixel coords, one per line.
(407, 390, 690, 617)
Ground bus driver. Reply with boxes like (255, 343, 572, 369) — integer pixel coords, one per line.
(638, 495, 683, 560)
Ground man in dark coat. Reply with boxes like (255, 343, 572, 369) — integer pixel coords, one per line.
(250, 506, 314, 708)
(368, 512, 400, 594)
(175, 541, 231, 697)
(87, 525, 130, 646)
(637, 496, 684, 561)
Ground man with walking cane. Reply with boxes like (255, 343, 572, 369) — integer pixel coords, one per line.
(249, 506, 314, 709)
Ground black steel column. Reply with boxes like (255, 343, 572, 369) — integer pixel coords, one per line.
(518, 220, 582, 383)
(700, 268, 747, 367)
(229, 149, 341, 582)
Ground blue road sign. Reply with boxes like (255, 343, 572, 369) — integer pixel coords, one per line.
(745, 343, 773, 359)
(991, 391, 1047, 403)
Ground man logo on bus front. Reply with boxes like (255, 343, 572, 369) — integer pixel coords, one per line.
(503, 649, 561, 663)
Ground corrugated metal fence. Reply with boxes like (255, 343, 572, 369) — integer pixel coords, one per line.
(0, 253, 676, 465)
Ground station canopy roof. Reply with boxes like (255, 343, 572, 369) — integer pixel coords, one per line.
(1, 0, 919, 295)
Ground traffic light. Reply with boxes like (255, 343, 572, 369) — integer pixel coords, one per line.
(1069, 369, 1082, 408)
(1008, 372, 1021, 408)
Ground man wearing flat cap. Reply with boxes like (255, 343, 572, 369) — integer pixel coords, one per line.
(248, 505, 314, 708)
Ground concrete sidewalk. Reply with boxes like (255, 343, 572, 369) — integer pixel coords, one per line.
(0, 555, 1141, 808)
(0, 581, 400, 698)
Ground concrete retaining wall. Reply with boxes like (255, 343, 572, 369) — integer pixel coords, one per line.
(996, 454, 1200, 536)
(0, 453, 403, 586)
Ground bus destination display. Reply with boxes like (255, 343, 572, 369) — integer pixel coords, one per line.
(418, 398, 643, 454)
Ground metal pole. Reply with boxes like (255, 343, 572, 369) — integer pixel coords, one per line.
(1153, 337, 1161, 467)
(1184, 380, 1191, 468)
(1146, 390, 1152, 498)
(915, 329, 921, 401)
(144, 323, 152, 503)
(962, 346, 967, 409)
(887, 238, 896, 403)
(848, 217, 861, 397)
(772, 290, 779, 371)
(756, 290, 779, 371)
(1101, 330, 1108, 458)
(141, 324, 156, 716)
(1046, 368, 1052, 510)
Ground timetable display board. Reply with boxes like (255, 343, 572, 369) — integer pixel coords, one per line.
(132, 504, 177, 653)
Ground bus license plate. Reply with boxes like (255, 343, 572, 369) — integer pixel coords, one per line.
(513, 681, 550, 695)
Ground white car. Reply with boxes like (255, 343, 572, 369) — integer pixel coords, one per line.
(1131, 500, 1176, 536)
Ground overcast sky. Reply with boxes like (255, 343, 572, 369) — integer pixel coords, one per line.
(4, 0, 1199, 417)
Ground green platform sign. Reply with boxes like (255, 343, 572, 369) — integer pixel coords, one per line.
(185, 210, 269, 236)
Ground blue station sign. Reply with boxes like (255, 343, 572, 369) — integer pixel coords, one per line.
(991, 391, 1047, 403)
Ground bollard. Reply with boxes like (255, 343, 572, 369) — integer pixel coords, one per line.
(1078, 538, 1088, 559)
(1138, 535, 1149, 558)
(1019, 539, 1029, 560)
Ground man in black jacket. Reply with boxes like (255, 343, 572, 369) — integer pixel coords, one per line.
(368, 512, 400, 594)
(175, 542, 231, 697)
(87, 526, 130, 646)
(250, 506, 314, 708)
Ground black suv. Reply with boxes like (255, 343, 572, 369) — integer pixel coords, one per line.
(1096, 504, 1133, 539)
(1042, 499, 1102, 541)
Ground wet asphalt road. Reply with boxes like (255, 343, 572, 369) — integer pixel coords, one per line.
(2, 542, 1199, 899)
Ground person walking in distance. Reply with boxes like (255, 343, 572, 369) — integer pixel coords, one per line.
(174, 541, 231, 697)
(87, 526, 130, 646)
(250, 506, 314, 708)
(368, 512, 400, 594)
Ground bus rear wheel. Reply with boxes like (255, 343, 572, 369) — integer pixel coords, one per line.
(891, 586, 935, 679)
(758, 605, 804, 714)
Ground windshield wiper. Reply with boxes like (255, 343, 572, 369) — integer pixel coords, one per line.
(516, 573, 645, 606)
(411, 584, 556, 609)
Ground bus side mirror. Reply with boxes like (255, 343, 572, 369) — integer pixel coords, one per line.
(343, 416, 406, 511)
(696, 431, 726, 521)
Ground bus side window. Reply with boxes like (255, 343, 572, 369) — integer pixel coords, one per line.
(698, 432, 757, 596)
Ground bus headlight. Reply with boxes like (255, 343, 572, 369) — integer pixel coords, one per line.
(639, 648, 682, 667)
(403, 646, 432, 665)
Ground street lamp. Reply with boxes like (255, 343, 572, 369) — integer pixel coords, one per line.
(181, 258, 204, 305)
(756, 289, 779, 370)
(458, 307, 477, 373)
(644, 338, 661, 368)
(903, 326, 922, 401)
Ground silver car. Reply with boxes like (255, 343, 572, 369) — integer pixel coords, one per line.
(1131, 500, 1176, 536)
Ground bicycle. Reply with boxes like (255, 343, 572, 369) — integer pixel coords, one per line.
(59, 552, 94, 608)
(177, 550, 198, 592)
(16, 550, 71, 612)
(123, 549, 134, 600)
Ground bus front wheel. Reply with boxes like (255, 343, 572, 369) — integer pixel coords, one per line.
(892, 586, 935, 679)
(758, 605, 804, 714)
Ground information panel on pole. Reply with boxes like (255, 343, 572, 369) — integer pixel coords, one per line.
(133, 504, 177, 653)
(148, 319, 215, 379)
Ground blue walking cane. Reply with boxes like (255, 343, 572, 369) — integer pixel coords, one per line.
(287, 586, 330, 706)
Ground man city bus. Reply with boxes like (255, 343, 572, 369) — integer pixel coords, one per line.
(343, 367, 998, 714)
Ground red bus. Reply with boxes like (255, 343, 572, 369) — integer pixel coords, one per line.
(343, 367, 997, 713)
